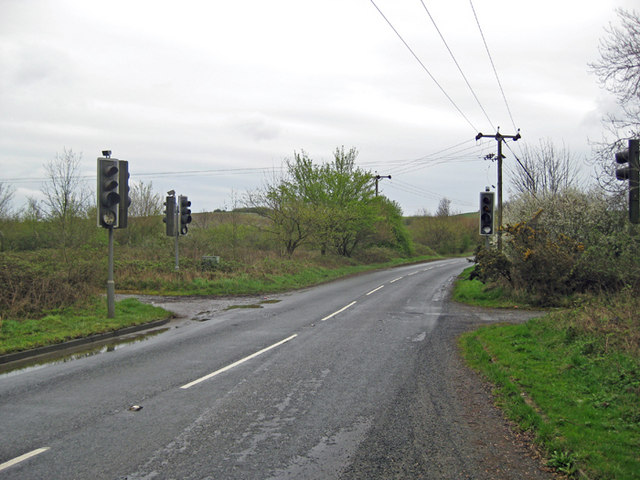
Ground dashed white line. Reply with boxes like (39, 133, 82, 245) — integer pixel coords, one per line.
(390, 277, 403, 283)
(0, 448, 50, 472)
(181, 334, 298, 389)
(321, 301, 357, 322)
(366, 285, 384, 296)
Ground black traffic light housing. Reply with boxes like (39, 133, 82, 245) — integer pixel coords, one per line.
(117, 160, 131, 229)
(615, 138, 639, 224)
(179, 195, 192, 235)
(479, 191, 495, 235)
(97, 158, 120, 228)
(97, 156, 130, 229)
(163, 195, 177, 237)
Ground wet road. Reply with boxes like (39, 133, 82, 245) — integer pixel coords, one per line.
(0, 259, 552, 479)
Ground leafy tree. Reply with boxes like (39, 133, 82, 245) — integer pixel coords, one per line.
(315, 147, 376, 256)
(246, 180, 314, 256)
(247, 147, 378, 257)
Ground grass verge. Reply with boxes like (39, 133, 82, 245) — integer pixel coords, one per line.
(458, 293, 640, 479)
(123, 255, 443, 296)
(0, 298, 170, 355)
(452, 266, 533, 308)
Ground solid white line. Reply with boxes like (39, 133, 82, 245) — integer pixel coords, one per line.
(390, 277, 403, 283)
(321, 301, 357, 321)
(366, 285, 384, 296)
(180, 334, 298, 389)
(0, 448, 50, 472)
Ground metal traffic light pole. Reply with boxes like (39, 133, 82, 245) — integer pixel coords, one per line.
(174, 203, 180, 271)
(107, 226, 115, 317)
(97, 150, 130, 318)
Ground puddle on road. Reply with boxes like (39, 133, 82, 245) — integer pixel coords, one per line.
(0, 328, 169, 378)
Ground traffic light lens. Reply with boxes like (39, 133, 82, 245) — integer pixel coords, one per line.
(102, 211, 116, 226)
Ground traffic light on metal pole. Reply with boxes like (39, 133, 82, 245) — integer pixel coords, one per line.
(179, 195, 192, 235)
(615, 139, 639, 224)
(479, 191, 495, 235)
(163, 195, 177, 236)
(97, 157, 120, 228)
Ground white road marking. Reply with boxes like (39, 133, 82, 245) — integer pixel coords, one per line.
(0, 448, 50, 472)
(180, 334, 298, 389)
(390, 277, 403, 283)
(321, 301, 357, 322)
(407, 271, 418, 276)
(366, 285, 384, 296)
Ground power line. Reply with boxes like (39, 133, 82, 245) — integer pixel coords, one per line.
(1, 165, 285, 184)
(390, 139, 490, 176)
(387, 178, 475, 207)
(418, 0, 495, 130)
(368, 0, 479, 133)
(469, 0, 518, 132)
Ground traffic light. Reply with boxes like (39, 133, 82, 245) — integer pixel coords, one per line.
(179, 195, 192, 235)
(117, 160, 131, 229)
(163, 195, 176, 237)
(615, 138, 639, 224)
(97, 158, 120, 228)
(479, 191, 495, 235)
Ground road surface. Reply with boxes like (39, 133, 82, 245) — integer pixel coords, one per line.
(0, 258, 552, 479)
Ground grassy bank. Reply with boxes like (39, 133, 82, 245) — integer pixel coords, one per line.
(455, 272, 640, 478)
(452, 266, 532, 308)
(0, 298, 170, 355)
(120, 254, 442, 296)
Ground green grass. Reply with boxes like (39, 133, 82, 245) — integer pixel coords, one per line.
(459, 308, 640, 479)
(452, 266, 533, 308)
(130, 255, 444, 296)
(0, 298, 170, 355)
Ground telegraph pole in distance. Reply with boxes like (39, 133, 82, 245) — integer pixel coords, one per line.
(374, 174, 391, 196)
(475, 129, 521, 251)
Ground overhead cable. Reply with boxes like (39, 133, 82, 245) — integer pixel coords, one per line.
(369, 0, 479, 133)
(418, 0, 495, 130)
(469, 0, 518, 132)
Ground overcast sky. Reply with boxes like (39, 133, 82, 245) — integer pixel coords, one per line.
(0, 0, 636, 215)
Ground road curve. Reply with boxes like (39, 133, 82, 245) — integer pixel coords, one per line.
(0, 258, 552, 479)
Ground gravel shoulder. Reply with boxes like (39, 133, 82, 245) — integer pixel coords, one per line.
(340, 299, 557, 479)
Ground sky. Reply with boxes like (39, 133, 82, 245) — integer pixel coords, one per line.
(0, 0, 636, 216)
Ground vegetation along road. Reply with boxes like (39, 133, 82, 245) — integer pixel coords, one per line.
(0, 258, 556, 479)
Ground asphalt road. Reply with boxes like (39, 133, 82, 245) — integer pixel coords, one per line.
(0, 258, 553, 479)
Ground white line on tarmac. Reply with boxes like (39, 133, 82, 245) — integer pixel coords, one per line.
(366, 285, 384, 296)
(181, 334, 298, 389)
(0, 447, 50, 472)
(321, 301, 357, 322)
(390, 277, 403, 283)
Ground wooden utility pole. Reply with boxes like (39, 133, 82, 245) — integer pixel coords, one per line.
(374, 174, 391, 197)
(475, 129, 521, 250)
